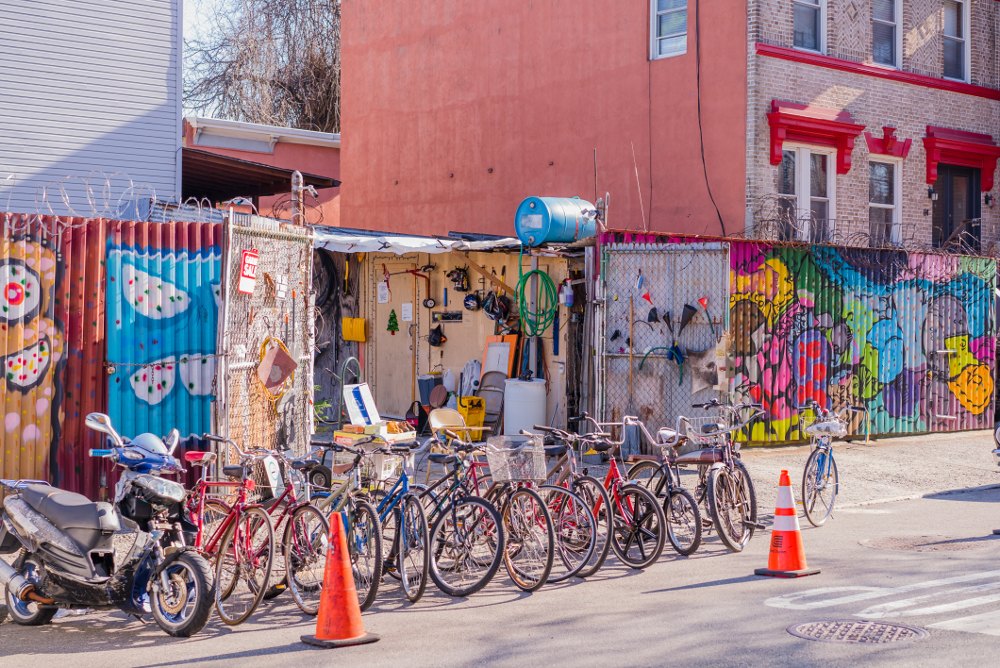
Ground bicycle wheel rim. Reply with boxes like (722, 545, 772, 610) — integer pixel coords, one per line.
(348, 499, 383, 611)
(665, 489, 702, 556)
(627, 460, 668, 498)
(610, 484, 665, 569)
(284, 505, 329, 615)
(803, 449, 837, 526)
(214, 506, 274, 625)
(709, 469, 750, 551)
(571, 476, 613, 578)
(502, 488, 554, 591)
(398, 495, 429, 603)
(429, 497, 504, 597)
(541, 485, 596, 582)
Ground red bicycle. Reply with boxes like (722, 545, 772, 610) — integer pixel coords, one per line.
(185, 435, 275, 626)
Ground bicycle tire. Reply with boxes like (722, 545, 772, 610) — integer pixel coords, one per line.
(429, 496, 505, 597)
(348, 499, 383, 611)
(665, 488, 702, 556)
(735, 459, 758, 535)
(609, 483, 666, 569)
(214, 506, 274, 626)
(397, 494, 430, 603)
(626, 460, 669, 498)
(707, 467, 754, 552)
(501, 487, 555, 592)
(540, 485, 597, 582)
(284, 504, 329, 615)
(802, 447, 838, 527)
(571, 475, 613, 578)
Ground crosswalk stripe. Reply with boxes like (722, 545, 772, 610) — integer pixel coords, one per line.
(857, 581, 1000, 618)
(929, 609, 1000, 636)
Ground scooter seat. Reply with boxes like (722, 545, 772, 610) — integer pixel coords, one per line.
(20, 484, 117, 533)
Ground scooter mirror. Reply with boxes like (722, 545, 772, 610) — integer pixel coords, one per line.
(85, 412, 124, 447)
(165, 428, 180, 455)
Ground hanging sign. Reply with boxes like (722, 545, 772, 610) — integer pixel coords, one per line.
(238, 249, 260, 295)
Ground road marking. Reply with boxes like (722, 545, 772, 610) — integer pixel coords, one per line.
(764, 569, 1000, 637)
(764, 569, 1000, 611)
(929, 609, 1000, 636)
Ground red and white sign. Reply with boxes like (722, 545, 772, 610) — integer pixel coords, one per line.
(238, 249, 260, 295)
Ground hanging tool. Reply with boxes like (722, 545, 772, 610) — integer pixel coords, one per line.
(698, 296, 717, 338)
(386, 266, 436, 308)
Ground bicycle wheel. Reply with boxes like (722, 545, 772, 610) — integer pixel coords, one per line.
(429, 496, 505, 597)
(802, 447, 838, 527)
(196, 499, 231, 559)
(501, 487, 555, 592)
(627, 460, 670, 498)
(665, 488, 702, 556)
(396, 494, 430, 603)
(540, 485, 597, 582)
(347, 499, 383, 611)
(214, 506, 275, 625)
(571, 475, 613, 578)
(284, 504, 329, 615)
(610, 483, 666, 569)
(707, 466, 755, 552)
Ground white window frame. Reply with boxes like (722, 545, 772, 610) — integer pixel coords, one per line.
(943, 0, 971, 83)
(778, 144, 837, 242)
(793, 0, 827, 55)
(868, 158, 903, 246)
(871, 0, 903, 69)
(650, 0, 688, 61)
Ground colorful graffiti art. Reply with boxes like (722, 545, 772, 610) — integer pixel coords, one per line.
(729, 243, 997, 441)
(1, 238, 66, 481)
(105, 246, 221, 441)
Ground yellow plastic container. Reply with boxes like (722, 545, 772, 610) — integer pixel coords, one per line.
(457, 396, 486, 430)
(342, 317, 367, 342)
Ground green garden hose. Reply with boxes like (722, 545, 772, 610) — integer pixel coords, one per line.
(516, 247, 559, 337)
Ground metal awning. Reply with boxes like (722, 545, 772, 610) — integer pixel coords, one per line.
(313, 227, 521, 255)
(182, 147, 340, 201)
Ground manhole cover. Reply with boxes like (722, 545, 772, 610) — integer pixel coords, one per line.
(860, 535, 991, 552)
(788, 620, 928, 644)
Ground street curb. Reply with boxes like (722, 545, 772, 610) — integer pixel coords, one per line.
(836, 483, 1000, 510)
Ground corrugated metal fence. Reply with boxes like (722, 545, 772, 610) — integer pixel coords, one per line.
(596, 233, 998, 444)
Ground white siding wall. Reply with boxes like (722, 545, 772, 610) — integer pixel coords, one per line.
(0, 0, 181, 215)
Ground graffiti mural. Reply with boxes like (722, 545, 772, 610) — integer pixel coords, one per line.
(1, 237, 66, 482)
(105, 245, 221, 441)
(729, 242, 997, 441)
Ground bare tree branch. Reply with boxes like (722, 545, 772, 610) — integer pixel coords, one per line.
(184, 0, 341, 133)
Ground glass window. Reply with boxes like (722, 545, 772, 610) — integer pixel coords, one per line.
(793, 0, 823, 52)
(869, 161, 899, 246)
(652, 0, 687, 59)
(943, 1, 967, 80)
(872, 0, 898, 67)
(776, 146, 835, 243)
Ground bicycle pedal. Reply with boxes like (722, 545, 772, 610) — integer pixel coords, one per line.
(746, 521, 767, 531)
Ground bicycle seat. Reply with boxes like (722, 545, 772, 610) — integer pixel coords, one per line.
(222, 465, 243, 478)
(290, 457, 318, 471)
(589, 440, 613, 453)
(184, 451, 217, 467)
(428, 452, 458, 466)
(673, 447, 725, 465)
(544, 443, 568, 457)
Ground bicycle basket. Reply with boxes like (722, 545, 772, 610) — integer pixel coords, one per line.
(362, 452, 406, 483)
(485, 435, 546, 483)
(801, 414, 848, 438)
(683, 416, 731, 447)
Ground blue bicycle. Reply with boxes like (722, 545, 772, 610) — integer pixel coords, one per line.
(799, 400, 868, 527)
(368, 441, 430, 603)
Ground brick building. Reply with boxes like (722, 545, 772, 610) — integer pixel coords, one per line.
(342, 2, 1000, 249)
(749, 1, 1000, 251)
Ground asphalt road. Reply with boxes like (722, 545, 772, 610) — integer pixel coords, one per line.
(2, 484, 999, 667)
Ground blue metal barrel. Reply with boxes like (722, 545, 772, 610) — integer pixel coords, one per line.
(514, 196, 598, 247)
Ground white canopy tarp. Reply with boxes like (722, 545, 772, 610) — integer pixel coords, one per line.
(314, 229, 521, 255)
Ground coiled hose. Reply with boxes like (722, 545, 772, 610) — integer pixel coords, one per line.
(516, 248, 558, 337)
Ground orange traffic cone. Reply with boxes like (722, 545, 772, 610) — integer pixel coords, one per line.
(301, 511, 380, 648)
(754, 470, 820, 579)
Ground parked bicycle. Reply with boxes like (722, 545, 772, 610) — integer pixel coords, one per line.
(655, 400, 763, 553)
(186, 434, 276, 626)
(798, 399, 868, 527)
(568, 414, 667, 569)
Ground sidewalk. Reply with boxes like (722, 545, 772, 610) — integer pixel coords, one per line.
(739, 429, 1000, 514)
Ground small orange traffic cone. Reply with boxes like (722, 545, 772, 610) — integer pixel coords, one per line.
(754, 470, 820, 579)
(301, 511, 380, 649)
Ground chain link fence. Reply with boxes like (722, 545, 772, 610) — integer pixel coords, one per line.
(218, 214, 314, 457)
(597, 242, 730, 453)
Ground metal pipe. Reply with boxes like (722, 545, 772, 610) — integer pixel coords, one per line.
(0, 558, 37, 602)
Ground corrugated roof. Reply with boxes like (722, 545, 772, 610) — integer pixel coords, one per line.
(182, 147, 340, 201)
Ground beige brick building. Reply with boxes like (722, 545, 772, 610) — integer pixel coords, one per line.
(747, 1, 1000, 251)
